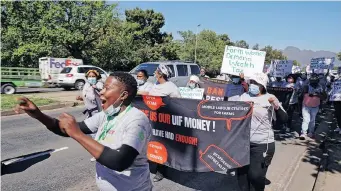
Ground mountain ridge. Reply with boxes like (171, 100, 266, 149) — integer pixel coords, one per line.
(281, 46, 340, 67)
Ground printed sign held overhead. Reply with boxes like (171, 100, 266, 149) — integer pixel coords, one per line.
(310, 57, 335, 70)
(221, 46, 266, 77)
(270, 60, 293, 77)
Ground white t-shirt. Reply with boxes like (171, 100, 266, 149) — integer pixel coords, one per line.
(238, 93, 278, 144)
(84, 107, 152, 191)
(148, 81, 181, 98)
(138, 81, 154, 92)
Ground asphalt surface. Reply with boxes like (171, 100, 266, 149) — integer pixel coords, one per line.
(16, 87, 68, 94)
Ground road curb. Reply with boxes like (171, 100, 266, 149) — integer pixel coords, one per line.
(1, 102, 84, 116)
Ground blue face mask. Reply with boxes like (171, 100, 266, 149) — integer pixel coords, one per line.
(248, 84, 260, 96)
(88, 77, 97, 85)
(104, 93, 124, 117)
(232, 78, 240, 84)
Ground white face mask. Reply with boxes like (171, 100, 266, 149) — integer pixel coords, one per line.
(137, 79, 145, 86)
(188, 83, 196, 89)
(103, 93, 124, 117)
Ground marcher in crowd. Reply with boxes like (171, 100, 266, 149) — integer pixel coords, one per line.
(329, 77, 341, 135)
(200, 67, 209, 78)
(76, 69, 103, 118)
(270, 77, 285, 87)
(15, 72, 153, 191)
(148, 64, 181, 182)
(226, 74, 248, 99)
(296, 73, 308, 117)
(76, 70, 104, 162)
(283, 74, 299, 132)
(235, 72, 287, 191)
(148, 64, 181, 98)
(186, 75, 201, 89)
(300, 73, 325, 139)
(136, 69, 154, 95)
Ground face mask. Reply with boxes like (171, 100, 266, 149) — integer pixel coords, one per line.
(188, 83, 196, 89)
(88, 77, 97, 85)
(103, 93, 124, 117)
(232, 78, 240, 84)
(248, 84, 260, 96)
(137, 79, 145, 86)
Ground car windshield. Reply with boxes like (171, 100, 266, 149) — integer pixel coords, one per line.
(130, 63, 159, 76)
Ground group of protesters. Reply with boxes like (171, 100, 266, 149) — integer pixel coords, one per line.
(14, 63, 340, 191)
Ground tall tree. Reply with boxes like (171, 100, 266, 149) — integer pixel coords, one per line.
(252, 43, 260, 50)
(293, 60, 300, 66)
(234, 40, 249, 49)
(338, 51, 341, 61)
(260, 46, 287, 64)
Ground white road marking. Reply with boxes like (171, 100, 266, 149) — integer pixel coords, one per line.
(2, 147, 69, 166)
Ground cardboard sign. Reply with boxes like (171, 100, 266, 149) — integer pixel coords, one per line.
(310, 57, 335, 70)
(179, 87, 204, 100)
(270, 60, 293, 77)
(330, 81, 341, 101)
(221, 46, 266, 77)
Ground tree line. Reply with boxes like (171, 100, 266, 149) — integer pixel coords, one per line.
(3, 1, 336, 74)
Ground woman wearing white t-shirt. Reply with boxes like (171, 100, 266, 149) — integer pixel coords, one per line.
(234, 73, 287, 191)
(148, 64, 181, 98)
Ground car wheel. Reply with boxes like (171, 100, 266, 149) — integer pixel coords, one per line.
(75, 80, 85, 90)
(63, 87, 72, 91)
(1, 83, 17, 94)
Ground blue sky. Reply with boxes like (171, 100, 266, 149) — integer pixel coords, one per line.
(114, 1, 340, 53)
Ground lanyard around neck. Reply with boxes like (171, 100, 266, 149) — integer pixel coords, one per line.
(97, 105, 132, 141)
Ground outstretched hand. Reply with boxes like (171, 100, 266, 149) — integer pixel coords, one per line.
(14, 97, 41, 118)
(58, 113, 82, 138)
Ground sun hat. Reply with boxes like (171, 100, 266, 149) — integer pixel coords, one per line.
(250, 72, 269, 89)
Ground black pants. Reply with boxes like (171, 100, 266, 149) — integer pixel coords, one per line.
(298, 96, 303, 117)
(237, 142, 275, 191)
(334, 102, 341, 129)
(285, 104, 297, 130)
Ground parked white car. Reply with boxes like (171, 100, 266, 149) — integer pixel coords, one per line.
(57, 65, 108, 90)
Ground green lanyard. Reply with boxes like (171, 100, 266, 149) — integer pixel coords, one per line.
(97, 105, 132, 141)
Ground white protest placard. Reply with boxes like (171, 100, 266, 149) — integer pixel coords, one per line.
(292, 65, 301, 74)
(330, 81, 341, 101)
(179, 87, 204, 100)
(270, 60, 293, 77)
(310, 57, 335, 70)
(221, 46, 266, 77)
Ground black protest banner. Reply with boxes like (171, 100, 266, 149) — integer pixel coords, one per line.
(200, 77, 229, 101)
(267, 87, 293, 108)
(132, 96, 252, 173)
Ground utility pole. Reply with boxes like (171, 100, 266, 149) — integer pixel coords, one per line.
(194, 24, 201, 64)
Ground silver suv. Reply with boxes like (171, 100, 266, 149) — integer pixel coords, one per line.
(129, 61, 201, 87)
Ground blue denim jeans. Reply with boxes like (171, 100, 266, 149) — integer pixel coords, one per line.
(301, 105, 319, 134)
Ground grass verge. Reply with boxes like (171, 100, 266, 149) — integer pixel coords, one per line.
(1, 95, 58, 110)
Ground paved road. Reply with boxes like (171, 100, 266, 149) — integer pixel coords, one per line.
(16, 87, 69, 94)
(1, 106, 330, 191)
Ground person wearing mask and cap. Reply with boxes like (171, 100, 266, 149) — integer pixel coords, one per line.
(200, 67, 209, 78)
(136, 69, 154, 95)
(187, 75, 201, 89)
(270, 77, 285, 87)
(234, 72, 287, 191)
(300, 73, 326, 140)
(15, 72, 153, 191)
(148, 64, 181, 98)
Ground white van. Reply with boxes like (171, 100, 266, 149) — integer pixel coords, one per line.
(57, 65, 108, 90)
(39, 57, 83, 86)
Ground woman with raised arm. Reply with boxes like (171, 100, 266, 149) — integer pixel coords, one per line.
(15, 72, 153, 191)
